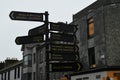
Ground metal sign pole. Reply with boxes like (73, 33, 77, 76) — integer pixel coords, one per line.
(44, 11, 49, 80)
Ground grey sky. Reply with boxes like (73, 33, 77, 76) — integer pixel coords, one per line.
(0, 0, 96, 61)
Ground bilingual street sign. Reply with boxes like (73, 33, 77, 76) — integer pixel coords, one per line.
(50, 44, 79, 53)
(15, 34, 44, 45)
(49, 62, 81, 72)
(9, 11, 44, 22)
(50, 22, 78, 33)
(28, 24, 46, 35)
(50, 32, 76, 42)
(49, 52, 79, 61)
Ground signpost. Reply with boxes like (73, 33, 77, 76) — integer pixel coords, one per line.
(50, 32, 76, 42)
(9, 11, 44, 22)
(50, 22, 78, 33)
(28, 24, 46, 35)
(10, 10, 81, 76)
(50, 44, 79, 53)
(49, 52, 79, 61)
(49, 62, 81, 72)
(15, 34, 44, 45)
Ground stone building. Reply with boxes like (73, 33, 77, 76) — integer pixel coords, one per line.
(70, 0, 120, 80)
(73, 0, 120, 71)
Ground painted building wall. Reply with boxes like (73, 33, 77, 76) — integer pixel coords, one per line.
(0, 63, 22, 80)
(73, 0, 120, 71)
(104, 3, 120, 66)
(73, 4, 106, 71)
(70, 71, 106, 80)
(70, 70, 120, 80)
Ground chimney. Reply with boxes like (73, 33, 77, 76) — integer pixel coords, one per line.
(5, 58, 19, 67)
(0, 61, 5, 70)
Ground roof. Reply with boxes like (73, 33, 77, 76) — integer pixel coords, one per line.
(0, 60, 23, 73)
(73, 0, 120, 20)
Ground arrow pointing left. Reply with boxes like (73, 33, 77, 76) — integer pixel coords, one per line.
(9, 11, 44, 22)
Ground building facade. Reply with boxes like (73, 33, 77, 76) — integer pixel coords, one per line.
(0, 59, 22, 80)
(70, 0, 120, 80)
(1, 0, 120, 80)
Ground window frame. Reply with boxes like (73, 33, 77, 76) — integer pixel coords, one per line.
(23, 54, 32, 67)
(87, 18, 95, 39)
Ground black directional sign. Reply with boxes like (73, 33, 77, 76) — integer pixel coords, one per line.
(28, 24, 46, 35)
(49, 52, 79, 61)
(9, 11, 44, 21)
(50, 22, 78, 33)
(49, 62, 81, 72)
(15, 35, 44, 45)
(50, 44, 79, 53)
(50, 32, 76, 42)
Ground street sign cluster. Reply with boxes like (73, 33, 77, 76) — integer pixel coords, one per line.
(48, 22, 81, 72)
(9, 11, 47, 45)
(9, 11, 81, 72)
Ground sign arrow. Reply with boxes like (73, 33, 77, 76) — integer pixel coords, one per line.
(9, 11, 44, 22)
(15, 34, 44, 45)
(9, 11, 15, 20)
(49, 52, 79, 61)
(75, 45, 79, 52)
(28, 24, 46, 35)
(74, 25, 78, 33)
(49, 62, 81, 72)
(77, 63, 81, 71)
(50, 22, 78, 33)
(75, 55, 79, 61)
(50, 32, 76, 42)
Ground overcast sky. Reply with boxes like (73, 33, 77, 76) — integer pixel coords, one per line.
(0, 0, 96, 61)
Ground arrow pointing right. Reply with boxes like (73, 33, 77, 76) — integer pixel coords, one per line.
(74, 25, 78, 33)
(75, 45, 79, 52)
(77, 63, 81, 71)
(75, 55, 79, 61)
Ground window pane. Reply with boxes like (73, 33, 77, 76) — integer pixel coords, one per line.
(88, 23, 94, 36)
(24, 55, 32, 66)
(87, 18, 95, 38)
(88, 47, 96, 68)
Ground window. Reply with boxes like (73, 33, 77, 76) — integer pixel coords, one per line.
(39, 51, 43, 63)
(33, 72, 35, 80)
(87, 18, 95, 38)
(76, 78, 82, 80)
(4, 72, 6, 80)
(40, 73, 44, 80)
(14, 68, 16, 79)
(88, 47, 96, 68)
(96, 75, 101, 79)
(8, 71, 10, 80)
(24, 54, 32, 67)
(83, 77, 89, 80)
(22, 73, 32, 80)
(114, 73, 120, 80)
(1, 73, 3, 80)
(39, 67, 45, 80)
(18, 66, 20, 78)
(33, 53, 36, 64)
